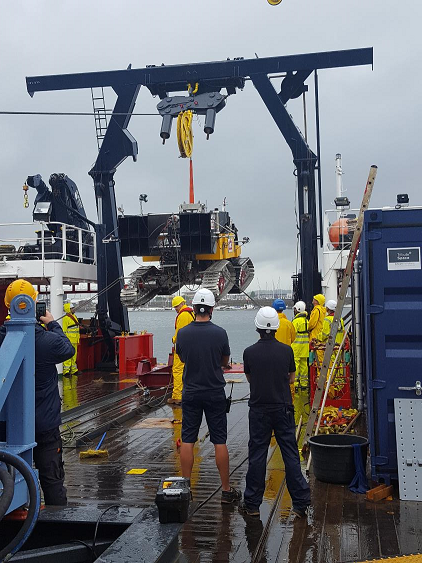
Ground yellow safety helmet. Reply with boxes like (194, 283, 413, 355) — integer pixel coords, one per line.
(313, 293, 325, 306)
(172, 296, 185, 308)
(4, 279, 38, 309)
(267, 0, 282, 5)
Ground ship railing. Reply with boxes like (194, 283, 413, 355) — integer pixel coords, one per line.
(0, 221, 96, 265)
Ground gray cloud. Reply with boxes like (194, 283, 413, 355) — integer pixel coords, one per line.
(0, 0, 419, 290)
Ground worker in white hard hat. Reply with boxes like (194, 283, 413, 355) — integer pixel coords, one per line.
(240, 307, 310, 518)
(168, 295, 195, 405)
(291, 301, 309, 390)
(62, 301, 81, 377)
(318, 299, 345, 345)
(176, 288, 241, 504)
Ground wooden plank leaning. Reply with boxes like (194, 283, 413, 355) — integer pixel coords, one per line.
(303, 165, 378, 450)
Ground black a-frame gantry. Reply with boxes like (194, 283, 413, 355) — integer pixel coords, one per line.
(27, 47, 373, 330)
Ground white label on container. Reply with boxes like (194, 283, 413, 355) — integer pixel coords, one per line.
(387, 247, 421, 270)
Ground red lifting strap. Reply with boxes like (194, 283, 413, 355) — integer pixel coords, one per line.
(189, 158, 194, 204)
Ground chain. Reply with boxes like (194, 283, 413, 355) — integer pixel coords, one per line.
(23, 183, 29, 208)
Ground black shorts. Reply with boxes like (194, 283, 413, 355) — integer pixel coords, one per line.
(182, 390, 227, 445)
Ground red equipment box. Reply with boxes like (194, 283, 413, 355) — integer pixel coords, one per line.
(115, 333, 156, 375)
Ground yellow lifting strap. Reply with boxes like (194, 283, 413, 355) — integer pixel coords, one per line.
(187, 82, 199, 95)
(177, 110, 194, 158)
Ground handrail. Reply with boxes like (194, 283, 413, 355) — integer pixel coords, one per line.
(0, 221, 96, 265)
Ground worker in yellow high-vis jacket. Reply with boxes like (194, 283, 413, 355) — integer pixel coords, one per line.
(291, 301, 309, 389)
(62, 302, 80, 377)
(168, 296, 195, 405)
(318, 300, 345, 346)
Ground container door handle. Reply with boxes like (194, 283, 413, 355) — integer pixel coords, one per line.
(398, 380, 422, 396)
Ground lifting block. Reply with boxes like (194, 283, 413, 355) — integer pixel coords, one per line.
(365, 483, 393, 502)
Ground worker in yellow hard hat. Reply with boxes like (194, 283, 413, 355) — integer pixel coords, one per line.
(308, 294, 326, 341)
(62, 302, 80, 377)
(169, 296, 195, 405)
(0, 278, 74, 505)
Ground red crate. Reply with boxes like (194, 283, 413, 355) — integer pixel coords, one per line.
(115, 333, 156, 375)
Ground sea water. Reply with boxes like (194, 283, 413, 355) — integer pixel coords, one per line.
(128, 308, 294, 363)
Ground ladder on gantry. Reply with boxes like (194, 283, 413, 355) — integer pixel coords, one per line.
(303, 165, 378, 448)
(91, 87, 108, 151)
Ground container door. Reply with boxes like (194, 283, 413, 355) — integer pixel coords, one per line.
(363, 208, 422, 482)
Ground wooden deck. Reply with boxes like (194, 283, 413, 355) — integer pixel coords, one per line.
(54, 374, 422, 562)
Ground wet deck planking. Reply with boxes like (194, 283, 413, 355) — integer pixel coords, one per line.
(59, 378, 422, 562)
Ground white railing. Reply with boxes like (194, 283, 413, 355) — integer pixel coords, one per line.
(0, 221, 96, 265)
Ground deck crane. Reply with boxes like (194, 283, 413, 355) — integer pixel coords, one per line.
(26, 47, 373, 335)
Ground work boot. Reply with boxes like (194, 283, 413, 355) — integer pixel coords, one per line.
(221, 486, 242, 504)
(292, 506, 309, 519)
(167, 398, 182, 406)
(238, 501, 260, 517)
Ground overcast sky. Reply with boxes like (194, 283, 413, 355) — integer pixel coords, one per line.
(0, 0, 420, 292)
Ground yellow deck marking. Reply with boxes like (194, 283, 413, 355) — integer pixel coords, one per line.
(359, 555, 422, 562)
(126, 468, 148, 475)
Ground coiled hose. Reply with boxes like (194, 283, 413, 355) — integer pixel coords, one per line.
(0, 451, 40, 562)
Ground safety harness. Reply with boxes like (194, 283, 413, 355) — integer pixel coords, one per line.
(174, 306, 195, 329)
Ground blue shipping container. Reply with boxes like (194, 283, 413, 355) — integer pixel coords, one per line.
(360, 207, 422, 483)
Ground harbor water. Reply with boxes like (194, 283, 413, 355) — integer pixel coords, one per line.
(128, 308, 294, 363)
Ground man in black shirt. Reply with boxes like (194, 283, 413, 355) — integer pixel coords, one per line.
(176, 288, 241, 504)
(240, 307, 310, 518)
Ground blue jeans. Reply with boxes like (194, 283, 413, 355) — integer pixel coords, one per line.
(244, 405, 310, 510)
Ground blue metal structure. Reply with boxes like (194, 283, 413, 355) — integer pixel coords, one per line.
(0, 295, 37, 513)
(360, 207, 422, 483)
(26, 47, 373, 320)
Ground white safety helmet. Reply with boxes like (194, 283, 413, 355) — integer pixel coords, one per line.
(254, 306, 280, 331)
(192, 288, 216, 307)
(294, 301, 306, 313)
(326, 299, 337, 311)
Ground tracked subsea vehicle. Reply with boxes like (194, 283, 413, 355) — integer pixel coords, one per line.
(119, 202, 254, 306)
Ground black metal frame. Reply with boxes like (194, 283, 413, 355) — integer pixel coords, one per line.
(26, 47, 373, 320)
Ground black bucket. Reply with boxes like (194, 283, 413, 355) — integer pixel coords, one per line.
(309, 434, 368, 484)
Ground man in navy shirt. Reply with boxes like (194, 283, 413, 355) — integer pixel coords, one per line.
(176, 288, 241, 504)
(240, 307, 310, 518)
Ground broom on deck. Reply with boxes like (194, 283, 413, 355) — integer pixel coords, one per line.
(79, 432, 109, 459)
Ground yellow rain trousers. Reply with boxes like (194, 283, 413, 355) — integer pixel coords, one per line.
(292, 312, 309, 388)
(171, 306, 194, 400)
(62, 303, 80, 376)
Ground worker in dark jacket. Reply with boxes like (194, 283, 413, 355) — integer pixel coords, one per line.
(240, 307, 310, 518)
(0, 279, 74, 505)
